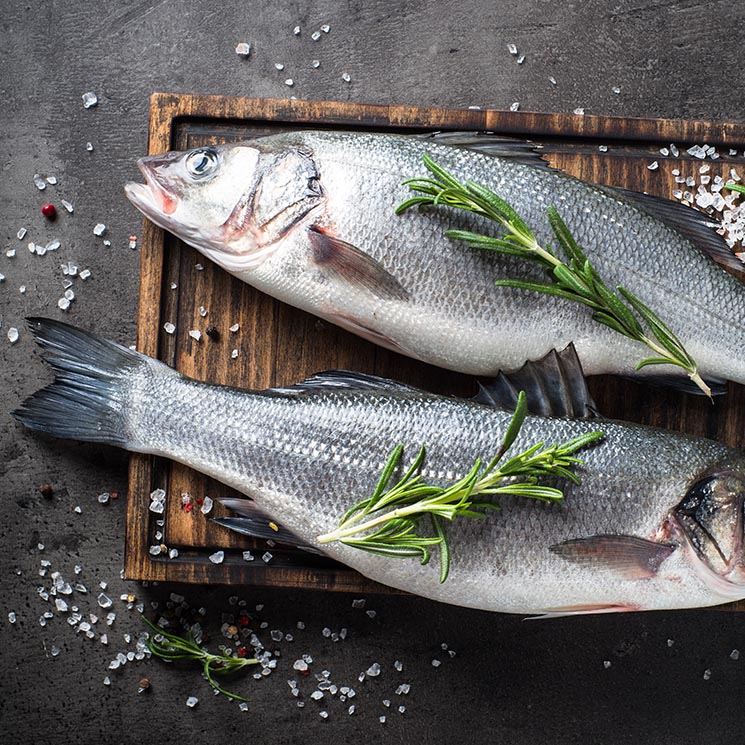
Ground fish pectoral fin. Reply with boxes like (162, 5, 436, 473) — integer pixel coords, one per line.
(307, 226, 410, 302)
(215, 498, 322, 554)
(527, 603, 637, 619)
(474, 343, 600, 418)
(549, 534, 676, 580)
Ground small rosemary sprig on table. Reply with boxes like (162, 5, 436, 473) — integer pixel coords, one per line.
(142, 615, 259, 702)
(317, 392, 604, 583)
(724, 183, 745, 196)
(397, 155, 711, 398)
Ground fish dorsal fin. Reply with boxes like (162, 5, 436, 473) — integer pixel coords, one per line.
(598, 185, 743, 277)
(268, 370, 423, 396)
(474, 343, 599, 418)
(419, 131, 552, 170)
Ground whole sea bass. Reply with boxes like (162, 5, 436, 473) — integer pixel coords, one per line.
(125, 130, 745, 389)
(14, 319, 745, 615)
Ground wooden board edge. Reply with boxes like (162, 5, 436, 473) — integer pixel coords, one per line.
(149, 91, 745, 145)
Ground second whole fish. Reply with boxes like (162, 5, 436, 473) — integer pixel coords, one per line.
(13, 319, 745, 615)
(125, 130, 745, 390)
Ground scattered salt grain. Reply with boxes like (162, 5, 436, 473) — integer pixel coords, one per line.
(64, 289, 75, 301)
(242, 551, 254, 562)
(262, 551, 273, 563)
(97, 492, 110, 504)
(517, 54, 525, 64)
(319, 710, 328, 719)
(321, 24, 330, 33)
(188, 329, 202, 342)
(231, 348, 239, 359)
(352, 599, 365, 609)
(149, 545, 162, 556)
(311, 30, 321, 41)
(548, 76, 557, 86)
(229, 323, 240, 333)
(50, 646, 61, 657)
(310, 690, 324, 700)
(17, 227, 27, 240)
(19, 285, 26, 293)
(703, 668, 712, 681)
(284, 78, 294, 87)
(603, 660, 611, 669)
(341, 73, 351, 83)
(647, 161, 659, 171)
(312, 59, 320, 68)
(366, 662, 381, 677)
(163, 322, 176, 334)
(670, 143, 679, 157)
(0, 273, 4, 283)
(8, 612, 17, 624)
(61, 199, 74, 213)
(55, 598, 69, 612)
(509, 102, 520, 112)
(97, 593, 112, 608)
(33, 174, 46, 190)
(366, 610, 376, 619)
(612, 86, 621, 94)
(573, 108, 585, 116)
(659, 147, 670, 156)
(93, 223, 106, 236)
(379, 716, 386, 724)
(235, 42, 251, 57)
(598, 145, 608, 153)
(431, 658, 441, 667)
(198, 306, 207, 317)
(730, 649, 740, 660)
(186, 696, 199, 708)
(82, 91, 98, 108)
(507, 43, 517, 55)
(46, 176, 57, 185)
(275, 62, 285, 70)
(201, 496, 213, 514)
(209, 551, 225, 564)
(79, 269, 91, 280)
(293, 25, 301, 35)
(86, 142, 94, 152)
(7, 328, 19, 344)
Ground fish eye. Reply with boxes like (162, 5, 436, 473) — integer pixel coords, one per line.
(185, 148, 219, 179)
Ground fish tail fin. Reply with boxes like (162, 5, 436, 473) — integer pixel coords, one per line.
(12, 317, 162, 448)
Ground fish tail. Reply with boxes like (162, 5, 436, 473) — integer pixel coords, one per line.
(12, 317, 162, 448)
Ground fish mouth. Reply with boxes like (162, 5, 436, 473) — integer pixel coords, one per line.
(125, 157, 180, 220)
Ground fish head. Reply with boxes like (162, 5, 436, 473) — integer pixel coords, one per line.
(125, 139, 324, 272)
(671, 463, 745, 591)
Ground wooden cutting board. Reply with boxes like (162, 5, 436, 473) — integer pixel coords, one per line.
(125, 93, 745, 610)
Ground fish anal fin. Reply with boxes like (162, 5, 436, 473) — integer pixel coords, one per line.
(550, 534, 676, 580)
(475, 343, 599, 418)
(307, 227, 409, 302)
(528, 603, 637, 619)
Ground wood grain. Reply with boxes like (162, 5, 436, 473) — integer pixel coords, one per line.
(125, 94, 745, 611)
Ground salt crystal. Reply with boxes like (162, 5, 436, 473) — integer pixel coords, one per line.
(730, 649, 740, 660)
(189, 329, 202, 342)
(47, 239, 61, 252)
(86, 142, 94, 152)
(129, 238, 137, 250)
(573, 108, 585, 115)
(431, 659, 441, 667)
(46, 176, 57, 185)
(79, 269, 91, 280)
(603, 660, 611, 669)
(659, 147, 669, 156)
(0, 273, 4, 283)
(242, 550, 254, 561)
(97, 593, 112, 608)
(61, 199, 74, 213)
(6, 248, 15, 258)
(97, 492, 110, 504)
(612, 86, 621, 94)
(235, 42, 251, 57)
(341, 72, 351, 83)
(509, 102, 520, 112)
(599, 145, 608, 153)
(548, 76, 557, 86)
(7, 328, 19, 344)
(311, 30, 321, 41)
(262, 551, 273, 563)
(82, 91, 98, 108)
(201, 496, 213, 514)
(149, 545, 162, 556)
(209, 550, 224, 564)
(186, 696, 199, 708)
(366, 662, 381, 677)
(149, 500, 164, 514)
(670, 143, 679, 157)
(394, 660, 403, 671)
(321, 24, 330, 32)
(64, 289, 75, 301)
(231, 348, 239, 359)
(703, 668, 712, 680)
(284, 78, 294, 87)
(8, 612, 17, 624)
(310, 690, 324, 700)
(55, 598, 69, 612)
(28, 242, 36, 254)
(379, 716, 386, 724)
(163, 322, 176, 334)
(312, 60, 320, 68)
(366, 610, 376, 619)
(322, 627, 331, 637)
(507, 43, 517, 55)
(647, 161, 659, 171)
(229, 323, 240, 333)
(352, 599, 365, 609)
(293, 25, 301, 35)
(50, 646, 61, 657)
(17, 227, 27, 239)
(275, 62, 285, 70)
(93, 223, 106, 236)
(33, 174, 46, 190)
(516, 54, 525, 64)
(198, 306, 207, 317)
(348, 705, 356, 715)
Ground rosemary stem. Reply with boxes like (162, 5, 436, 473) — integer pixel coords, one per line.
(317, 503, 432, 544)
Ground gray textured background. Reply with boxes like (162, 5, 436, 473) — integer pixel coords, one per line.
(2, 1, 744, 743)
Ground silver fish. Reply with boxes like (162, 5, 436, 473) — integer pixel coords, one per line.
(13, 319, 745, 615)
(125, 130, 745, 390)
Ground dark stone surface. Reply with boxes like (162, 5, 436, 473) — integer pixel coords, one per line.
(1, 1, 744, 743)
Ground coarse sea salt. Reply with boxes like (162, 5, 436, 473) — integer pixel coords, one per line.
(235, 42, 251, 57)
(82, 91, 98, 108)
(209, 551, 224, 564)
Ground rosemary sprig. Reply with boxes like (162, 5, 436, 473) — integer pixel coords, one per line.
(317, 392, 604, 582)
(397, 155, 711, 398)
(724, 183, 745, 195)
(142, 615, 259, 702)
